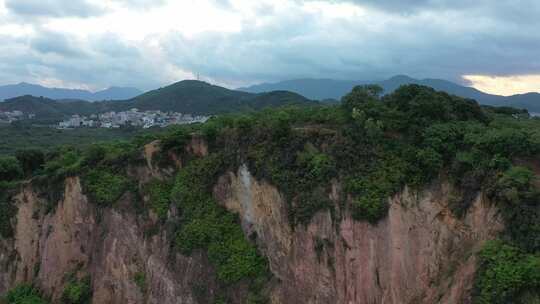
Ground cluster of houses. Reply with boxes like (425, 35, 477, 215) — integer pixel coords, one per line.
(0, 110, 35, 123)
(58, 108, 209, 129)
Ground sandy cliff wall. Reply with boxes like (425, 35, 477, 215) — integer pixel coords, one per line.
(0, 160, 503, 303)
(0, 177, 219, 304)
(215, 165, 504, 304)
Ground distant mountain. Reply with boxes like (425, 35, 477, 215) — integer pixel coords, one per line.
(92, 87, 144, 101)
(106, 80, 316, 114)
(0, 81, 316, 121)
(240, 75, 540, 112)
(0, 82, 142, 102)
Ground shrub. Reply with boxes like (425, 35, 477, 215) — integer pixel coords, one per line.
(43, 149, 83, 178)
(0, 182, 17, 238)
(61, 277, 91, 304)
(474, 240, 540, 304)
(133, 272, 146, 293)
(489, 166, 535, 205)
(15, 149, 45, 177)
(160, 126, 191, 152)
(0, 157, 23, 182)
(171, 155, 268, 286)
(82, 169, 130, 206)
(4, 284, 48, 304)
(487, 166, 540, 252)
(144, 179, 172, 219)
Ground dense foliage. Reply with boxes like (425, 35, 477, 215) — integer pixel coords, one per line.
(61, 277, 92, 304)
(0, 157, 23, 181)
(0, 181, 17, 238)
(0, 124, 160, 156)
(474, 241, 540, 304)
(2, 284, 48, 304)
(82, 169, 130, 206)
(169, 84, 493, 225)
(143, 179, 172, 219)
(171, 155, 269, 285)
(0, 157, 21, 238)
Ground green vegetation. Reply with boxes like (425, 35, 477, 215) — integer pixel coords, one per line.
(0, 157, 21, 238)
(162, 84, 490, 226)
(15, 149, 45, 177)
(0, 156, 23, 181)
(0, 82, 315, 129)
(172, 155, 268, 285)
(0, 96, 98, 122)
(61, 277, 92, 304)
(82, 169, 130, 206)
(0, 124, 162, 156)
(133, 272, 147, 293)
(143, 179, 172, 219)
(2, 284, 48, 304)
(474, 241, 540, 304)
(108, 80, 315, 115)
(0, 181, 17, 238)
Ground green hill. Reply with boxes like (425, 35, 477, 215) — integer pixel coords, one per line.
(107, 80, 316, 114)
(0, 96, 98, 122)
(0, 81, 316, 120)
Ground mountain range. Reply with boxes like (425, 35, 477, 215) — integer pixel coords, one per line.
(0, 80, 315, 121)
(240, 75, 540, 112)
(3, 75, 540, 119)
(0, 82, 143, 101)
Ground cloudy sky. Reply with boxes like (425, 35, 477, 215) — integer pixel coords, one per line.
(0, 0, 539, 95)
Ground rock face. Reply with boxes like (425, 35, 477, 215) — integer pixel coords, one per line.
(0, 177, 218, 304)
(215, 165, 504, 304)
(0, 162, 503, 303)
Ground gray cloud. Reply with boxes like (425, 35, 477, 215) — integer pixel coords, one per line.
(1, 0, 539, 90)
(160, 1, 540, 85)
(30, 31, 87, 58)
(111, 0, 168, 10)
(5, 0, 103, 18)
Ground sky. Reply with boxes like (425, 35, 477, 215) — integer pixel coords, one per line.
(0, 0, 539, 95)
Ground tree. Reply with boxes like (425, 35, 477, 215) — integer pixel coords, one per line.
(341, 84, 383, 113)
(0, 157, 23, 181)
(15, 149, 45, 176)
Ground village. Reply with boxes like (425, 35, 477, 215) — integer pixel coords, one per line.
(58, 108, 210, 129)
(0, 110, 35, 123)
(0, 108, 209, 128)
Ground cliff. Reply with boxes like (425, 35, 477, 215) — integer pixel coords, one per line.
(2, 85, 538, 303)
(0, 144, 503, 304)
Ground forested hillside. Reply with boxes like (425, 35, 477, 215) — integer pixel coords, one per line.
(0, 81, 315, 123)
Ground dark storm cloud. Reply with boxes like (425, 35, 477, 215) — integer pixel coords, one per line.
(5, 0, 103, 18)
(160, 0, 540, 85)
(1, 0, 540, 89)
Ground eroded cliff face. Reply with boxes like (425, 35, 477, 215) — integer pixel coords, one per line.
(0, 177, 219, 304)
(0, 155, 503, 304)
(215, 165, 504, 304)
